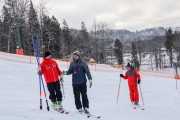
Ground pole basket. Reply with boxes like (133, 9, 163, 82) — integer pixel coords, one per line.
(16, 49, 24, 55)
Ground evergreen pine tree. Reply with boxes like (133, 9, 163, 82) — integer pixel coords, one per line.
(42, 15, 51, 51)
(131, 42, 140, 70)
(49, 16, 61, 58)
(39, 15, 61, 58)
(2, 5, 12, 52)
(165, 28, 175, 67)
(27, 0, 40, 55)
(0, 19, 3, 51)
(114, 38, 123, 65)
(79, 21, 90, 60)
(28, 0, 39, 36)
(62, 19, 72, 57)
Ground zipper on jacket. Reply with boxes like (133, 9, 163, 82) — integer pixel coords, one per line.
(48, 60, 56, 82)
(51, 65, 56, 82)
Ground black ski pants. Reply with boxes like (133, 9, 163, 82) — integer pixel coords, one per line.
(47, 81, 62, 102)
(73, 83, 89, 109)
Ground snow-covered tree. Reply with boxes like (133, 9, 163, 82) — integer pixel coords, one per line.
(165, 28, 175, 67)
(62, 19, 72, 58)
(114, 38, 123, 65)
(131, 41, 140, 70)
(79, 21, 91, 60)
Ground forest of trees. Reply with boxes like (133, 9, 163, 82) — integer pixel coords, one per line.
(0, 0, 180, 70)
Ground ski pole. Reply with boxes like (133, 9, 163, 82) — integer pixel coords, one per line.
(60, 80, 65, 99)
(39, 75, 42, 110)
(117, 65, 123, 103)
(138, 84, 145, 107)
(174, 63, 178, 90)
(36, 35, 50, 111)
(32, 36, 42, 110)
(40, 75, 50, 111)
(116, 77, 121, 103)
(176, 77, 178, 90)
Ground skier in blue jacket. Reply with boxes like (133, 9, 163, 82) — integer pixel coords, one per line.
(63, 51, 92, 113)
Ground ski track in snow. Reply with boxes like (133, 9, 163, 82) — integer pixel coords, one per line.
(0, 53, 180, 120)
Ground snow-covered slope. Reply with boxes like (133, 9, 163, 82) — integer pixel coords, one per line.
(0, 52, 180, 120)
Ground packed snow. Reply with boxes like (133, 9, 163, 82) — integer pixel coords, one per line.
(0, 52, 180, 120)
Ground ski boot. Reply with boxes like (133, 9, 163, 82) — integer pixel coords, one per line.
(78, 108, 83, 113)
(134, 102, 139, 105)
(52, 102, 56, 107)
(84, 107, 90, 114)
(55, 101, 63, 111)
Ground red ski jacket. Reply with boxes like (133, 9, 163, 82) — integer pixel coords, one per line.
(40, 58, 62, 84)
(123, 69, 141, 86)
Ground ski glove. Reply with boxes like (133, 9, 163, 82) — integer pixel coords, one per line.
(89, 80, 92, 88)
(63, 71, 67, 75)
(37, 71, 42, 76)
(37, 66, 42, 75)
(120, 74, 124, 78)
(137, 79, 141, 84)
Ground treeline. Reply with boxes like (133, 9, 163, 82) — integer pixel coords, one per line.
(114, 28, 180, 70)
(0, 0, 180, 69)
(0, 0, 114, 63)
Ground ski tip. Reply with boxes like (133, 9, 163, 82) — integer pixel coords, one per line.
(60, 111, 64, 113)
(65, 112, 69, 114)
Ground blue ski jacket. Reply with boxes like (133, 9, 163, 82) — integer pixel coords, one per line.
(67, 58, 92, 85)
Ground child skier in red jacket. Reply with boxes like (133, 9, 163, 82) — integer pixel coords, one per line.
(120, 63, 141, 105)
(38, 51, 63, 110)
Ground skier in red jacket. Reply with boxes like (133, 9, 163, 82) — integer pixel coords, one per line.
(38, 51, 63, 110)
(120, 63, 141, 105)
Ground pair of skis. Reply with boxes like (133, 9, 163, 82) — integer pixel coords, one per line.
(32, 35, 50, 111)
(51, 105, 69, 114)
(133, 104, 145, 110)
(52, 106, 101, 119)
(79, 110, 101, 119)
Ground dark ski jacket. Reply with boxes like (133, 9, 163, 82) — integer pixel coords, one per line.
(67, 58, 92, 85)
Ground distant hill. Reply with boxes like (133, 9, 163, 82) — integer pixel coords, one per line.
(112, 27, 180, 41)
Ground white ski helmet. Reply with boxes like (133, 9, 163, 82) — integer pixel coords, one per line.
(73, 50, 80, 56)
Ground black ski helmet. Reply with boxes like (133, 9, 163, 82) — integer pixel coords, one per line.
(44, 51, 51, 57)
(126, 62, 132, 68)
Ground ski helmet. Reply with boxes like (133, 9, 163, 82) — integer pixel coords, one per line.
(44, 51, 51, 57)
(73, 50, 80, 56)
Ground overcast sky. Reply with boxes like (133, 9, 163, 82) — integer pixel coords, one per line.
(32, 0, 180, 31)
